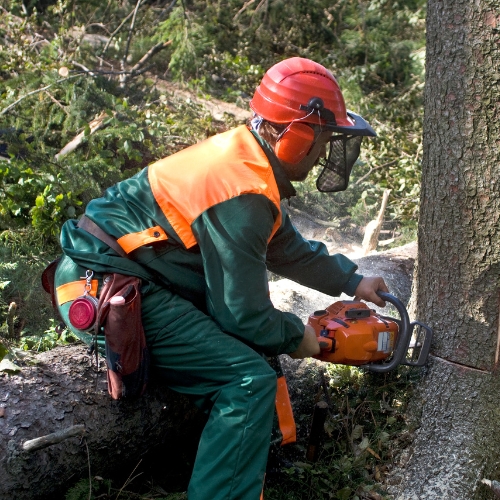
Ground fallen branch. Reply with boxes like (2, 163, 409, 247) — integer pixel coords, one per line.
(129, 40, 172, 76)
(71, 60, 96, 77)
(287, 206, 339, 228)
(101, 9, 136, 56)
(233, 0, 257, 20)
(22, 425, 86, 452)
(55, 111, 109, 160)
(120, 39, 172, 87)
(361, 189, 391, 256)
(354, 159, 398, 186)
(120, 0, 146, 84)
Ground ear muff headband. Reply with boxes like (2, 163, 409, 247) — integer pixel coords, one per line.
(274, 122, 315, 164)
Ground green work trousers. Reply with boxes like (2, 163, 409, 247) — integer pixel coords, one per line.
(55, 256, 277, 500)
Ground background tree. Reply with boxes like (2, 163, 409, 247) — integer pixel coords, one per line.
(392, 0, 500, 498)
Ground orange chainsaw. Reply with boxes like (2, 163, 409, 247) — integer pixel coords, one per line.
(308, 292, 432, 372)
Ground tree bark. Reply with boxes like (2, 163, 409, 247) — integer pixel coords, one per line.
(0, 345, 204, 500)
(392, 0, 500, 498)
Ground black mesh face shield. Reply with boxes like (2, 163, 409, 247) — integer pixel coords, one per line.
(316, 135, 363, 192)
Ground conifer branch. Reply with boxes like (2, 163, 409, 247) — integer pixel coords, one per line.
(353, 159, 398, 186)
(101, 9, 136, 56)
(122, 0, 145, 71)
(55, 111, 110, 160)
(43, 91, 69, 114)
(0, 75, 82, 116)
(157, 0, 179, 23)
(120, 39, 172, 87)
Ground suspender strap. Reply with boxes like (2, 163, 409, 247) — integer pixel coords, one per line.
(56, 279, 99, 305)
(275, 375, 297, 446)
(268, 356, 297, 446)
(77, 215, 128, 258)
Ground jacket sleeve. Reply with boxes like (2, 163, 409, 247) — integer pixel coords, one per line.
(191, 194, 304, 357)
(266, 210, 363, 297)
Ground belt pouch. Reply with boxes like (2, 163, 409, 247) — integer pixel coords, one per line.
(95, 274, 149, 399)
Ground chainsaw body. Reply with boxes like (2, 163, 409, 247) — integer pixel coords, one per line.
(309, 292, 432, 372)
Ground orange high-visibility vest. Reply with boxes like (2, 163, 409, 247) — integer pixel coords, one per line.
(148, 125, 283, 249)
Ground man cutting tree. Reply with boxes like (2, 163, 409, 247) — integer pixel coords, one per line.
(51, 57, 388, 499)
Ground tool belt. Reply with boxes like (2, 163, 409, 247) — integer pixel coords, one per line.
(41, 215, 149, 400)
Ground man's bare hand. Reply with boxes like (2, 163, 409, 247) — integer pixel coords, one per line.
(289, 325, 320, 359)
(354, 277, 389, 307)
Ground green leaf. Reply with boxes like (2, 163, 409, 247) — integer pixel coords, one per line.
(358, 436, 370, 450)
(351, 424, 364, 440)
(336, 487, 352, 500)
(35, 195, 45, 207)
(379, 431, 390, 443)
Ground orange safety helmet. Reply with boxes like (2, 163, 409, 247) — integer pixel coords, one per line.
(250, 57, 375, 135)
(250, 57, 376, 191)
(251, 57, 352, 126)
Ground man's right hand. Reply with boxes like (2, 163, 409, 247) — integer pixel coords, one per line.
(289, 325, 321, 359)
(354, 276, 389, 307)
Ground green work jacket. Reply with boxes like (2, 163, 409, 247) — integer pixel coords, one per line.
(59, 127, 362, 356)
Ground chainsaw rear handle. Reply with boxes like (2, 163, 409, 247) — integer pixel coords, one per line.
(366, 291, 412, 373)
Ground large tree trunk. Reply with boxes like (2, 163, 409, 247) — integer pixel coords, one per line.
(0, 345, 205, 500)
(392, 0, 500, 498)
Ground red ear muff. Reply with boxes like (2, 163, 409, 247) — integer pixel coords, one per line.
(275, 123, 315, 164)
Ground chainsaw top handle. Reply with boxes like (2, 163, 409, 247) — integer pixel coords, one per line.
(366, 291, 411, 373)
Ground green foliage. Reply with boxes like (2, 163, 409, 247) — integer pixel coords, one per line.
(64, 474, 187, 499)
(19, 319, 78, 351)
(0, 340, 8, 361)
(157, 6, 211, 80)
(65, 477, 112, 500)
(0, 0, 425, 238)
(0, 5, 233, 242)
(0, 229, 59, 337)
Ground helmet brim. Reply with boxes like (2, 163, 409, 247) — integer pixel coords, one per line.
(322, 111, 377, 137)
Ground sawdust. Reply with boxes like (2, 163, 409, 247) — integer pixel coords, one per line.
(270, 209, 417, 321)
